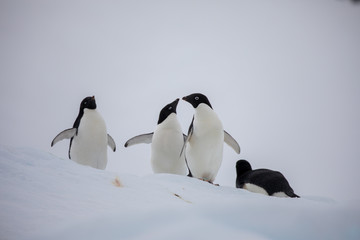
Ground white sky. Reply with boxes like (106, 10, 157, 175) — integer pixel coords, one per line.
(1, 0, 359, 200)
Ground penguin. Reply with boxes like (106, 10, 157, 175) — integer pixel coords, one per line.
(181, 93, 240, 183)
(236, 160, 300, 198)
(124, 98, 187, 175)
(51, 96, 116, 170)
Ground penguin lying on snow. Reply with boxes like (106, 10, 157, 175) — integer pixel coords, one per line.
(181, 93, 240, 183)
(236, 160, 299, 198)
(124, 98, 187, 175)
(51, 96, 116, 170)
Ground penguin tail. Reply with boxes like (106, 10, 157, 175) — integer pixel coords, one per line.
(288, 191, 300, 198)
(292, 193, 300, 198)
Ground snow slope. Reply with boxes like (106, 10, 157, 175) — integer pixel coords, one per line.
(0, 145, 359, 240)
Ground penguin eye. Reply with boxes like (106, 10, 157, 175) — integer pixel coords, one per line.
(168, 106, 172, 110)
(84, 101, 87, 105)
(195, 96, 199, 101)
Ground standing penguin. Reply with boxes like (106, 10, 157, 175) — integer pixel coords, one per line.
(182, 93, 240, 183)
(124, 98, 187, 175)
(51, 96, 116, 170)
(236, 160, 299, 198)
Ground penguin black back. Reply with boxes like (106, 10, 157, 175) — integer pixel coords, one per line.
(182, 93, 212, 109)
(158, 98, 179, 124)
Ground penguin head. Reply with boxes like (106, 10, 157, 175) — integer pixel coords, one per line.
(80, 96, 97, 111)
(182, 93, 212, 109)
(236, 160, 252, 176)
(157, 98, 179, 124)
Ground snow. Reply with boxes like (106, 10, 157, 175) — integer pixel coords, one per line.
(0, 145, 359, 240)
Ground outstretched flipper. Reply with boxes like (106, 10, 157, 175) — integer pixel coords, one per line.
(224, 130, 240, 154)
(107, 134, 116, 152)
(51, 128, 77, 147)
(124, 133, 153, 147)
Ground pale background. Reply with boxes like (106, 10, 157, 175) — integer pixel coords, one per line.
(1, 0, 359, 200)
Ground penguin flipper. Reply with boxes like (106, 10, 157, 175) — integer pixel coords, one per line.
(224, 130, 240, 154)
(180, 119, 193, 157)
(180, 133, 188, 155)
(183, 134, 193, 177)
(124, 133, 153, 147)
(107, 134, 116, 152)
(182, 134, 187, 142)
(51, 128, 77, 147)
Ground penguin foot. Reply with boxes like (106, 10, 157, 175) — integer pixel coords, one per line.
(198, 178, 220, 186)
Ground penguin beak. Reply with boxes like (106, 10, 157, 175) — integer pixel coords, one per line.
(92, 96, 95, 100)
(172, 98, 179, 109)
(182, 96, 188, 102)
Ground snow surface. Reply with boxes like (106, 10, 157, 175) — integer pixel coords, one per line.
(0, 145, 359, 240)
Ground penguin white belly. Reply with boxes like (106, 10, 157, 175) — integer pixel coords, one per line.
(243, 184, 290, 198)
(70, 109, 108, 170)
(272, 192, 289, 198)
(186, 105, 224, 182)
(151, 114, 187, 175)
(243, 183, 269, 196)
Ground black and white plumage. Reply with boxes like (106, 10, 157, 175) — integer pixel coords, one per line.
(51, 96, 116, 170)
(182, 93, 240, 183)
(236, 160, 299, 198)
(124, 98, 187, 175)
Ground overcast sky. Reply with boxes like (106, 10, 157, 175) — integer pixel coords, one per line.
(1, 0, 359, 201)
